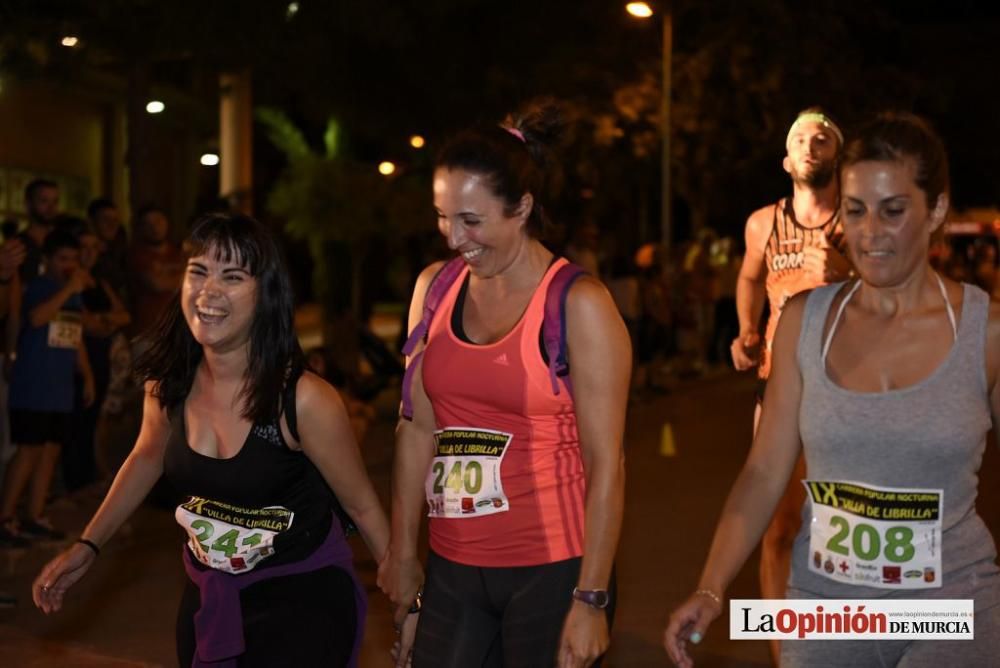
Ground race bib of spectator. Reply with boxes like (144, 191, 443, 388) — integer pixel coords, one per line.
(426, 427, 512, 518)
(47, 311, 82, 349)
(175, 496, 294, 574)
(805, 480, 942, 590)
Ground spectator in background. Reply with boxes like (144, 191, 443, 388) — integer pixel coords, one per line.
(6, 180, 61, 372)
(0, 231, 25, 603)
(62, 225, 131, 492)
(680, 229, 718, 375)
(709, 237, 741, 367)
(1, 230, 95, 543)
(635, 243, 673, 393)
(606, 251, 641, 362)
(127, 205, 185, 341)
(87, 198, 129, 297)
(0, 238, 27, 326)
(15, 179, 60, 283)
(0, 238, 28, 485)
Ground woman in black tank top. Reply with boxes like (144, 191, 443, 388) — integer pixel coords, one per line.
(31, 214, 390, 668)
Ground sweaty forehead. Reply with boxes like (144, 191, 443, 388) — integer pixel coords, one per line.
(434, 169, 490, 197)
(841, 159, 920, 196)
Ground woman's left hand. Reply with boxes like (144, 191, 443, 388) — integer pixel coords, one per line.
(391, 610, 418, 668)
(558, 602, 609, 668)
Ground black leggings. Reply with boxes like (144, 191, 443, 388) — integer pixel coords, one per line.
(176, 565, 357, 667)
(413, 551, 615, 668)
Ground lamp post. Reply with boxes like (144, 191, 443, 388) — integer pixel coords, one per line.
(627, 2, 672, 251)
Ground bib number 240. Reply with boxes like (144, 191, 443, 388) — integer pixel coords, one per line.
(431, 460, 483, 495)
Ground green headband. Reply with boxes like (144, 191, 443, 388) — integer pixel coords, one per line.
(786, 112, 843, 149)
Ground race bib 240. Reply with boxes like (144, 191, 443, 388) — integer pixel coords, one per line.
(426, 427, 512, 519)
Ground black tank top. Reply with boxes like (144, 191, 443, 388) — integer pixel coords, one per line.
(163, 376, 334, 570)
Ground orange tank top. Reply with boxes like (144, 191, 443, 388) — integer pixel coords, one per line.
(420, 258, 586, 567)
(761, 198, 845, 377)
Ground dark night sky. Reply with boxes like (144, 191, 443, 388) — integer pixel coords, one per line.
(248, 0, 1000, 230)
(4, 0, 1000, 237)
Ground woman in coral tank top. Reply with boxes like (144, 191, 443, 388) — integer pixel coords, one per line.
(378, 99, 631, 668)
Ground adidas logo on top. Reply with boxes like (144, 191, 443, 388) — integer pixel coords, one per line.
(493, 353, 509, 366)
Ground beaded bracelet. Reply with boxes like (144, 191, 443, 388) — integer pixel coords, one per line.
(694, 588, 722, 606)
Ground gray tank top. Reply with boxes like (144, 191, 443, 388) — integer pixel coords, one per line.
(790, 281, 1000, 610)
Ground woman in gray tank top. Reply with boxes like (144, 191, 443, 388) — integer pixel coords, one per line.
(665, 114, 1000, 668)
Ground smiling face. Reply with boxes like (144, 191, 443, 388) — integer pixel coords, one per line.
(841, 158, 948, 287)
(181, 246, 258, 352)
(433, 167, 532, 278)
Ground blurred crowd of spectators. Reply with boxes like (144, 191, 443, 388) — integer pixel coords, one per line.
(0, 179, 186, 547)
(563, 221, 742, 396)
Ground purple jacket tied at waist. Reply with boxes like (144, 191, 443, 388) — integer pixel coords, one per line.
(181, 521, 366, 667)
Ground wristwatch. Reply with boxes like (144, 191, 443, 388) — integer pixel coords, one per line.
(572, 587, 610, 609)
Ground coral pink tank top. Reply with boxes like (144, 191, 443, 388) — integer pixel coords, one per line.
(421, 258, 586, 567)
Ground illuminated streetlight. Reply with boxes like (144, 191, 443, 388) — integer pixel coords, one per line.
(627, 0, 672, 248)
(626, 2, 653, 18)
(409, 135, 426, 149)
(200, 153, 220, 166)
(286, 2, 300, 19)
(378, 161, 396, 176)
(61, 35, 80, 47)
(146, 100, 165, 114)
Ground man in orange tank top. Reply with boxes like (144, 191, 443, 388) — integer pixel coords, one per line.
(730, 108, 852, 665)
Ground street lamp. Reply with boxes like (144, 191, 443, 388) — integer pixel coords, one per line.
(378, 161, 396, 176)
(626, 2, 653, 18)
(61, 35, 80, 48)
(627, 2, 673, 250)
(410, 135, 425, 149)
(200, 153, 220, 166)
(146, 100, 165, 114)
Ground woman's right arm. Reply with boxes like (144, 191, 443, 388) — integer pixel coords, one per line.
(376, 263, 442, 627)
(33, 381, 172, 613)
(664, 293, 810, 667)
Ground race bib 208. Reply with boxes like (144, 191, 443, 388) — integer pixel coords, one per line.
(805, 480, 942, 590)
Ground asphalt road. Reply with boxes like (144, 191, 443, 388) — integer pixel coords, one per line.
(3, 370, 999, 667)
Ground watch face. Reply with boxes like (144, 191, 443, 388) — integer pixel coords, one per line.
(575, 588, 609, 608)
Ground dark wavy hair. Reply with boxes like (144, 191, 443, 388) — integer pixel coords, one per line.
(435, 98, 565, 239)
(840, 112, 949, 209)
(133, 213, 304, 423)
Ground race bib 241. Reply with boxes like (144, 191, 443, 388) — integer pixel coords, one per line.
(175, 496, 294, 574)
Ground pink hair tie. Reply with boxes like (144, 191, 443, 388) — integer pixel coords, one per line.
(503, 126, 526, 143)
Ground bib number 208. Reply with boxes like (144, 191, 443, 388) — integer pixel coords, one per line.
(431, 461, 483, 495)
(826, 515, 915, 563)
